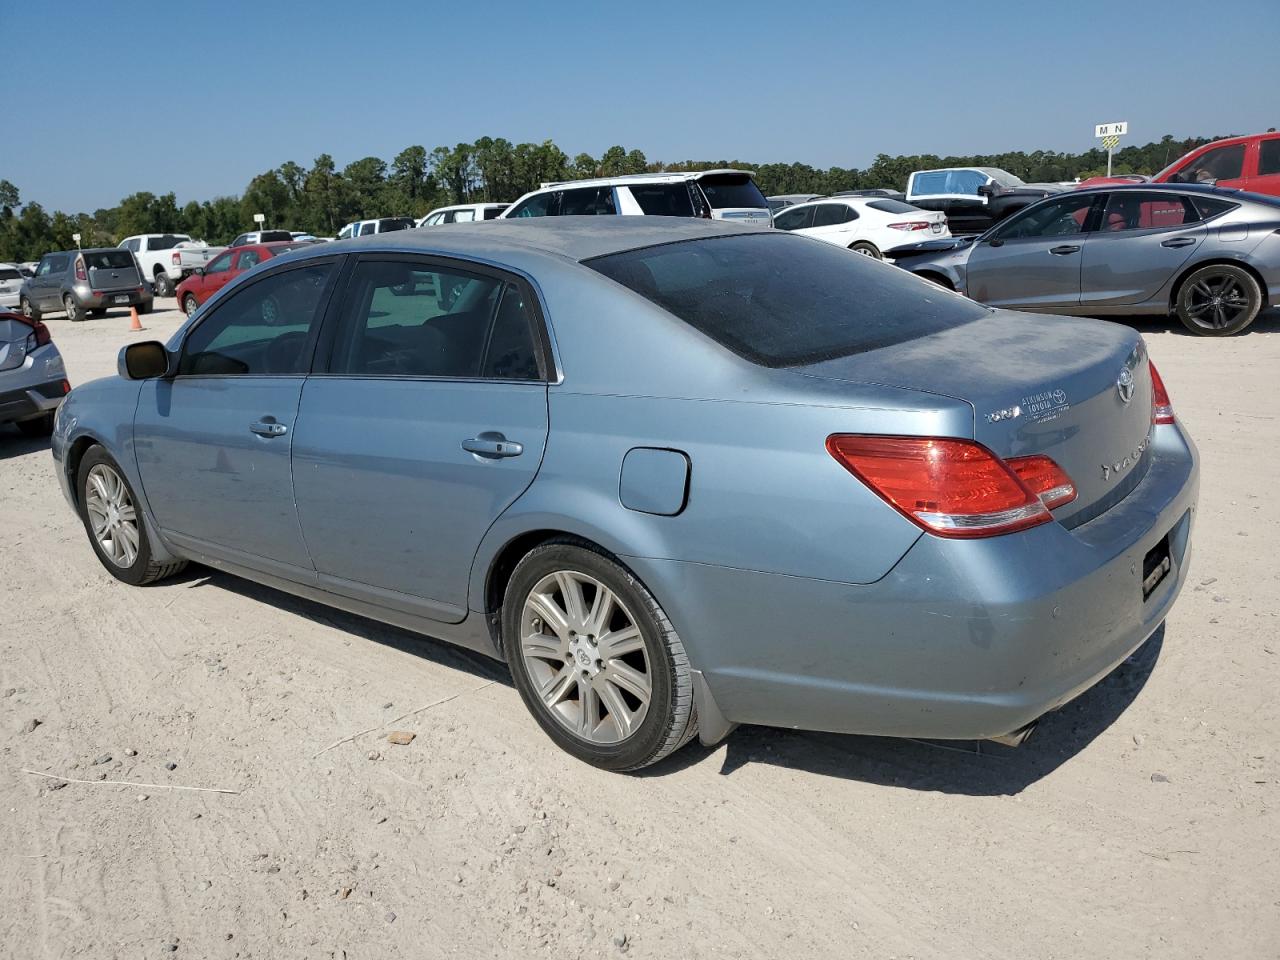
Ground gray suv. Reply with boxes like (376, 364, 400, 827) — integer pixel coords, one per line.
(19, 248, 154, 322)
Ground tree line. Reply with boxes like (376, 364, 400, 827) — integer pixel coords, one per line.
(0, 133, 1235, 261)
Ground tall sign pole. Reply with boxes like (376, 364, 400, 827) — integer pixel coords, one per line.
(1095, 121, 1128, 177)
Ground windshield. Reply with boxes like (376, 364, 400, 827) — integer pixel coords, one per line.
(586, 233, 986, 368)
(84, 250, 137, 270)
(697, 173, 769, 210)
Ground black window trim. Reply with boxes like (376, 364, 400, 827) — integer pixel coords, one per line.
(985, 193, 1105, 242)
(310, 251, 557, 385)
(174, 254, 347, 380)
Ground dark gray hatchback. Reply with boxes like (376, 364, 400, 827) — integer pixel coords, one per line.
(20, 248, 154, 322)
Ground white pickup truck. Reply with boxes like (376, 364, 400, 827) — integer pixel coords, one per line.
(118, 234, 225, 297)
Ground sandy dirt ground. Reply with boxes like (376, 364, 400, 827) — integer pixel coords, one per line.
(2, 301, 1278, 960)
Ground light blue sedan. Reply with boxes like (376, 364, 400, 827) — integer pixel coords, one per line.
(52, 218, 1199, 770)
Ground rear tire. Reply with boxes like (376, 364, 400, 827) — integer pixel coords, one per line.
(64, 295, 83, 322)
(16, 412, 54, 437)
(502, 539, 696, 771)
(153, 271, 173, 298)
(849, 241, 882, 259)
(1174, 264, 1261, 336)
(76, 445, 187, 586)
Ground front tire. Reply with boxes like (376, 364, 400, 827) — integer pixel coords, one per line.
(849, 241, 882, 259)
(153, 271, 173, 298)
(64, 295, 83, 322)
(76, 446, 187, 586)
(1175, 264, 1261, 336)
(182, 293, 199, 317)
(502, 540, 696, 771)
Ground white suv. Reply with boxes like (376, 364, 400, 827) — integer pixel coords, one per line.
(501, 170, 772, 225)
(336, 217, 416, 240)
(418, 203, 509, 226)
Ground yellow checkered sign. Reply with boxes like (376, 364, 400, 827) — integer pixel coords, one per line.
(1102, 135, 1120, 150)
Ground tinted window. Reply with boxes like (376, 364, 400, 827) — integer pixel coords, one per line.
(358, 222, 379, 236)
(43, 254, 70, 275)
(1101, 192, 1196, 231)
(697, 174, 768, 209)
(992, 194, 1097, 240)
(483, 206, 508, 220)
(1183, 144, 1245, 182)
(206, 251, 234, 274)
(772, 206, 814, 230)
(331, 260, 538, 379)
(147, 235, 186, 250)
(379, 218, 414, 231)
(867, 199, 920, 214)
(812, 203, 855, 227)
(629, 183, 695, 217)
(587, 234, 987, 368)
(84, 250, 136, 270)
(0, 268, 21, 281)
(560, 187, 616, 216)
(1259, 139, 1280, 176)
(179, 263, 334, 376)
(230, 234, 250, 247)
(1191, 196, 1239, 220)
(508, 193, 555, 218)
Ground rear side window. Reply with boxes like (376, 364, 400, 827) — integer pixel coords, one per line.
(812, 204, 856, 226)
(483, 206, 508, 220)
(1191, 196, 1239, 220)
(330, 260, 541, 380)
(560, 187, 617, 216)
(697, 174, 768, 209)
(84, 250, 136, 270)
(587, 234, 987, 368)
(628, 183, 695, 217)
(910, 171, 948, 195)
(1101, 192, 1197, 230)
(1259, 139, 1280, 176)
(867, 199, 920, 214)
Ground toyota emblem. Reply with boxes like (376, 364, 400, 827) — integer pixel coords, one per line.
(1116, 366, 1135, 404)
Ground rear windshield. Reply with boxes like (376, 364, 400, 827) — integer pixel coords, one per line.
(629, 183, 695, 217)
(0, 268, 21, 281)
(586, 234, 987, 368)
(84, 251, 137, 270)
(379, 218, 414, 231)
(697, 173, 768, 210)
(147, 235, 187, 250)
(260, 230, 294, 242)
(867, 199, 920, 214)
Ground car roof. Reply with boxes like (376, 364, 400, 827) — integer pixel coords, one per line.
(286, 216, 763, 267)
(536, 169, 755, 191)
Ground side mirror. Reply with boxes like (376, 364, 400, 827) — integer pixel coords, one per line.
(976, 184, 997, 198)
(119, 341, 171, 380)
(195, 267, 205, 276)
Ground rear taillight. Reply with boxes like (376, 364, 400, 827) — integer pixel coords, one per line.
(888, 221, 932, 231)
(13, 313, 52, 348)
(826, 435, 1075, 538)
(1007, 455, 1077, 510)
(1150, 362, 1174, 425)
(171, 252, 181, 266)
(74, 256, 87, 282)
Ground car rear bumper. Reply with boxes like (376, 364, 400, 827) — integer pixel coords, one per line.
(78, 288, 154, 309)
(630, 421, 1199, 741)
(0, 377, 68, 424)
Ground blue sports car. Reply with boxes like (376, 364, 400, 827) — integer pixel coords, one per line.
(52, 218, 1198, 770)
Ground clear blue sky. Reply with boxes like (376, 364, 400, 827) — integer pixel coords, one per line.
(6, 0, 1277, 212)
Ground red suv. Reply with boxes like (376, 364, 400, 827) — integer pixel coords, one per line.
(175, 241, 314, 317)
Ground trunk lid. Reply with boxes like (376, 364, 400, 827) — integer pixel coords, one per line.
(796, 310, 1154, 527)
(0, 317, 32, 371)
(83, 250, 142, 291)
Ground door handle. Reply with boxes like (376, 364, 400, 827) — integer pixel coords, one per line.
(1161, 237, 1196, 248)
(1049, 245, 1081, 255)
(462, 434, 523, 459)
(250, 419, 288, 437)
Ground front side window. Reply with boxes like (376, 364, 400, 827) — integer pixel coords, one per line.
(179, 263, 334, 376)
(628, 183, 695, 217)
(1100, 192, 1197, 231)
(946, 170, 989, 195)
(772, 205, 815, 230)
(121, 238, 141, 252)
(991, 194, 1098, 240)
(559, 187, 616, 216)
(230, 234, 249, 247)
(812, 203, 856, 227)
(587, 234, 987, 368)
(337, 225, 354, 240)
(1258, 138, 1280, 176)
(206, 251, 234, 274)
(508, 192, 556, 218)
(329, 259, 541, 380)
(1180, 144, 1245, 182)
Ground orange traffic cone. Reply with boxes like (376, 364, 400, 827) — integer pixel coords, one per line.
(129, 307, 143, 332)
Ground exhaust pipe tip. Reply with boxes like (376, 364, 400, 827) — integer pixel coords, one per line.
(988, 721, 1037, 748)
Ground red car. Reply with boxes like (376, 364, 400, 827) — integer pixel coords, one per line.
(175, 241, 313, 317)
(1079, 132, 1280, 196)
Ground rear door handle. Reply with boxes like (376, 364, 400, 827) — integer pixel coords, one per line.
(250, 419, 288, 437)
(1161, 237, 1197, 248)
(1049, 245, 1081, 255)
(462, 434, 523, 459)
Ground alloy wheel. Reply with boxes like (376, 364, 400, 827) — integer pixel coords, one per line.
(1184, 274, 1250, 330)
(183, 295, 198, 317)
(519, 570, 652, 744)
(84, 463, 140, 568)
